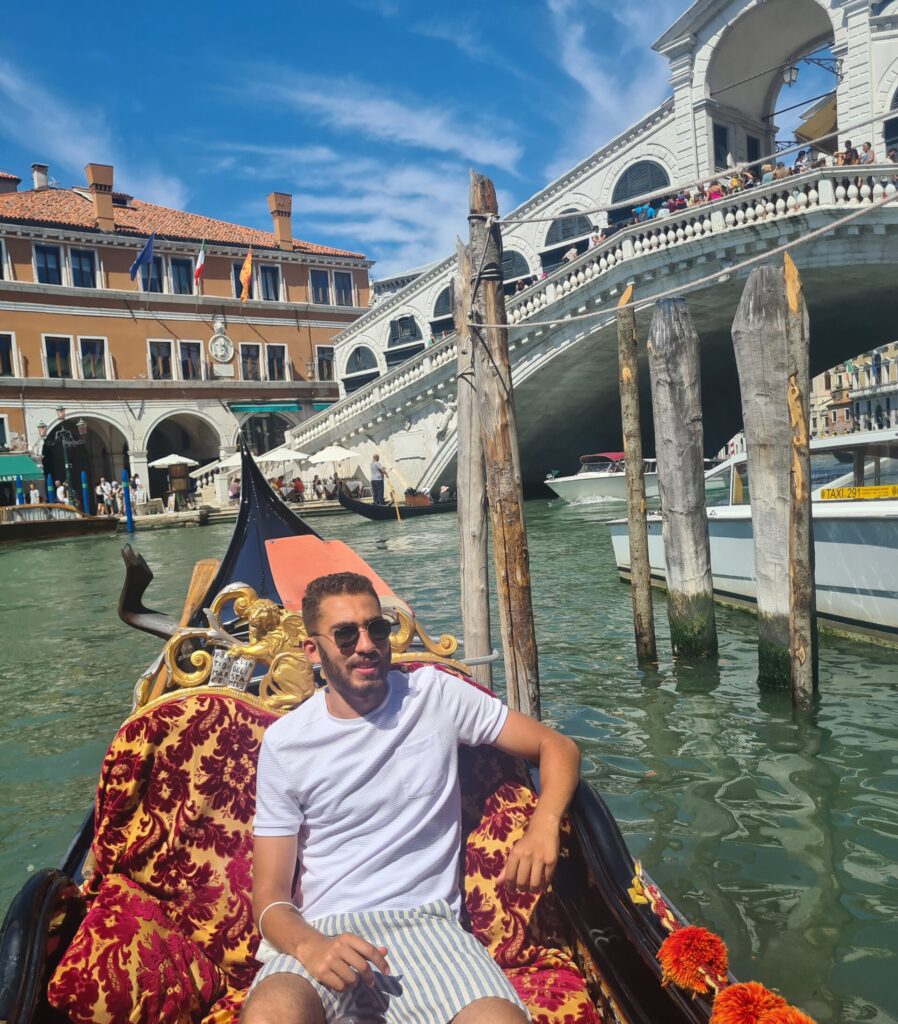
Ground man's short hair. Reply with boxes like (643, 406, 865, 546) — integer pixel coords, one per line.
(302, 572, 380, 633)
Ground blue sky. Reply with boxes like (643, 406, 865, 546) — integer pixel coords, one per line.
(0, 1, 833, 279)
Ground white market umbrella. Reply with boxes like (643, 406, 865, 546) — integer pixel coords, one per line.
(256, 445, 309, 465)
(218, 451, 246, 474)
(148, 453, 199, 469)
(307, 444, 359, 465)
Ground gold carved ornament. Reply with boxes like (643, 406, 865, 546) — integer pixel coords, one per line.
(142, 585, 466, 713)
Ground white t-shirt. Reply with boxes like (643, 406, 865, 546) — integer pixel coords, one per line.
(369, 460, 384, 482)
(253, 665, 508, 920)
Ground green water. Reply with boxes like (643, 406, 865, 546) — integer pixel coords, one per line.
(1, 501, 897, 1023)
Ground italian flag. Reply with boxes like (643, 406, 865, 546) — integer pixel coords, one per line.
(194, 239, 206, 286)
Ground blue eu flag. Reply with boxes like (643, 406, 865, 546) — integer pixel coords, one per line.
(129, 233, 155, 281)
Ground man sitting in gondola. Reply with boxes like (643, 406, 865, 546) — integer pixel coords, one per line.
(242, 571, 581, 1024)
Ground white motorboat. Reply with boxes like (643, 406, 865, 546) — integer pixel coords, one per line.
(546, 452, 659, 503)
(608, 430, 898, 643)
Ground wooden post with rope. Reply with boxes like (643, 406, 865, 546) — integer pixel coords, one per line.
(784, 254, 817, 709)
(647, 298, 717, 657)
(454, 238, 492, 687)
(468, 170, 539, 717)
(616, 285, 657, 662)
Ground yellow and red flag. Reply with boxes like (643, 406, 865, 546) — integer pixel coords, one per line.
(239, 247, 253, 302)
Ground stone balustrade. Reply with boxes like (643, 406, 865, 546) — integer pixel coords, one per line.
(289, 165, 898, 454)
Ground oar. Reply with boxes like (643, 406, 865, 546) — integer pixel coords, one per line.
(390, 483, 402, 522)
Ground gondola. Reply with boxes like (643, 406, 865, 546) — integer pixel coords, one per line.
(338, 483, 457, 520)
(0, 447, 813, 1024)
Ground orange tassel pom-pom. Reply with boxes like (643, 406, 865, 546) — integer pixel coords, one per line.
(757, 1007, 817, 1024)
(657, 926, 729, 995)
(710, 982, 787, 1024)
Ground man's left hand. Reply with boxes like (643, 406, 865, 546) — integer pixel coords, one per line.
(498, 820, 560, 894)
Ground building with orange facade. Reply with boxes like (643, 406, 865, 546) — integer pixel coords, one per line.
(0, 162, 371, 504)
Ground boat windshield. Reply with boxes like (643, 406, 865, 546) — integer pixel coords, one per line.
(579, 457, 623, 474)
(704, 465, 732, 507)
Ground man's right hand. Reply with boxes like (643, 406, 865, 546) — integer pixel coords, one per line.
(297, 930, 390, 992)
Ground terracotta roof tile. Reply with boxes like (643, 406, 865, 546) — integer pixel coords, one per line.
(0, 186, 365, 259)
(0, 171, 21, 181)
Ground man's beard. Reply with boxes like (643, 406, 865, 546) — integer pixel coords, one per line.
(317, 643, 390, 704)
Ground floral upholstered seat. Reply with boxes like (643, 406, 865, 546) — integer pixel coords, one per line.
(47, 679, 598, 1024)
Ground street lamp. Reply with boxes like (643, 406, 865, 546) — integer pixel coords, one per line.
(306, 358, 315, 381)
(39, 408, 88, 507)
(783, 63, 799, 87)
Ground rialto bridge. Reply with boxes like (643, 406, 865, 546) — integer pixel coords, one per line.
(288, 0, 898, 488)
(287, 168, 898, 489)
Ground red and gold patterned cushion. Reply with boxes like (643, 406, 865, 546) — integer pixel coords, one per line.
(81, 692, 277, 989)
(460, 744, 600, 1024)
(47, 873, 223, 1024)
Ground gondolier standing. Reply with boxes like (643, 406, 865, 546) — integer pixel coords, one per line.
(369, 453, 388, 505)
(243, 571, 581, 1024)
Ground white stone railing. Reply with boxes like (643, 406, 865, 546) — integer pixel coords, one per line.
(290, 165, 898, 451)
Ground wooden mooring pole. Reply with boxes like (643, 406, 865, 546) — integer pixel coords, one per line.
(616, 286, 657, 661)
(454, 237, 492, 688)
(647, 298, 718, 657)
(784, 254, 818, 708)
(732, 260, 817, 700)
(468, 170, 540, 718)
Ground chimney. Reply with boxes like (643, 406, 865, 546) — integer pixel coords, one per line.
(0, 172, 21, 195)
(267, 192, 293, 251)
(31, 163, 49, 190)
(84, 163, 115, 232)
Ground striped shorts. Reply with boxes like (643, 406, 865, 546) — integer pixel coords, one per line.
(250, 899, 528, 1023)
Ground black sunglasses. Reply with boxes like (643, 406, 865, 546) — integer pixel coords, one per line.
(314, 616, 394, 650)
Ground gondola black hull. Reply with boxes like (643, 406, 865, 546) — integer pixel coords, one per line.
(338, 486, 457, 520)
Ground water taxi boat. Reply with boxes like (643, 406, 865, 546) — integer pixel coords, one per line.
(0, 449, 817, 1024)
(608, 430, 898, 643)
(546, 453, 659, 503)
(0, 502, 117, 544)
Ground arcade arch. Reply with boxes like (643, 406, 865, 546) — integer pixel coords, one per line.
(240, 413, 293, 456)
(145, 412, 222, 499)
(541, 208, 595, 270)
(41, 415, 130, 512)
(430, 286, 455, 337)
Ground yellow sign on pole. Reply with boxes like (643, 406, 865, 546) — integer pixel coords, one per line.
(820, 484, 898, 501)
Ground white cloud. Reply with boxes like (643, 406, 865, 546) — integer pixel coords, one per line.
(413, 19, 527, 80)
(0, 57, 187, 208)
(543, 0, 680, 177)
(262, 74, 523, 174)
(296, 159, 517, 278)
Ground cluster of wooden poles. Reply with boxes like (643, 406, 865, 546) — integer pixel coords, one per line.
(455, 171, 817, 718)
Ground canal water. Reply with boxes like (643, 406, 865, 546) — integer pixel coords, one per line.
(1, 500, 896, 1023)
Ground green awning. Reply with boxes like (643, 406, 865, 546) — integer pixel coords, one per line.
(0, 453, 43, 483)
(313, 402, 334, 411)
(229, 401, 303, 414)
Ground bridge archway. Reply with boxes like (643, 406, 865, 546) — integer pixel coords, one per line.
(342, 344, 381, 395)
(610, 161, 671, 226)
(541, 208, 594, 271)
(41, 415, 130, 511)
(239, 413, 294, 456)
(145, 412, 222, 499)
(702, 0, 837, 167)
(430, 286, 455, 339)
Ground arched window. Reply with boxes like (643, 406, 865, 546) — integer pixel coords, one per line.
(430, 287, 455, 338)
(610, 161, 671, 225)
(342, 345, 380, 394)
(502, 250, 530, 280)
(385, 316, 426, 369)
(884, 88, 898, 156)
(544, 208, 593, 248)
